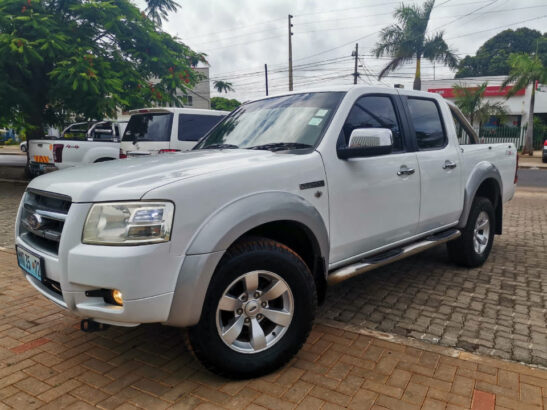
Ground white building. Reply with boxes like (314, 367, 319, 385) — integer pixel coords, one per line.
(422, 76, 547, 128)
(180, 66, 211, 109)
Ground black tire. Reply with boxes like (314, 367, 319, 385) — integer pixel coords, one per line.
(447, 196, 495, 268)
(187, 237, 317, 379)
(94, 158, 115, 163)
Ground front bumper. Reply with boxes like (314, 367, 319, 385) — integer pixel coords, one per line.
(16, 200, 185, 326)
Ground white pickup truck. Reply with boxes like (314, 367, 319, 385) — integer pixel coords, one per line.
(15, 86, 517, 378)
(27, 121, 126, 176)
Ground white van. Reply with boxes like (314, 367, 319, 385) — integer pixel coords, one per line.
(119, 108, 228, 157)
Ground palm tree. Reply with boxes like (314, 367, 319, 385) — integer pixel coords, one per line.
(213, 80, 234, 94)
(453, 82, 508, 129)
(145, 0, 180, 27)
(373, 0, 458, 90)
(502, 53, 547, 155)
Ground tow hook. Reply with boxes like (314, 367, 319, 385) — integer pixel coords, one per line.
(80, 319, 110, 332)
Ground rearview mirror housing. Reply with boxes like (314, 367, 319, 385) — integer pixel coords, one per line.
(337, 128, 393, 159)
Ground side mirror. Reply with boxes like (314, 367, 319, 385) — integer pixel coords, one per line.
(337, 128, 393, 159)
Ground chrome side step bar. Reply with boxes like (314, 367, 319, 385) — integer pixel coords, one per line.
(327, 229, 461, 286)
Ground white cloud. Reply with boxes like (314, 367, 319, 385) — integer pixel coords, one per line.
(136, 0, 547, 101)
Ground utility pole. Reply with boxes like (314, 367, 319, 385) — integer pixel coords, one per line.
(288, 14, 294, 91)
(264, 64, 269, 96)
(352, 43, 359, 84)
(433, 61, 436, 80)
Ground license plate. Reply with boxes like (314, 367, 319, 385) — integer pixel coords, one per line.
(16, 246, 43, 281)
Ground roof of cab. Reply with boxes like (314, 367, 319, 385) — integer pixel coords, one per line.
(245, 85, 444, 103)
(128, 107, 229, 115)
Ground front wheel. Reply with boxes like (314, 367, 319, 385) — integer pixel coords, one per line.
(448, 196, 495, 267)
(187, 237, 317, 378)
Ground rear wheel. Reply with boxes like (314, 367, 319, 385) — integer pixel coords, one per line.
(187, 237, 317, 378)
(448, 196, 495, 267)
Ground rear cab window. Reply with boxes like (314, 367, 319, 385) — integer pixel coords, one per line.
(178, 114, 224, 142)
(407, 98, 447, 150)
(122, 113, 173, 142)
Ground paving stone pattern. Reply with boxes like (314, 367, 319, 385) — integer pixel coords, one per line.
(0, 247, 546, 409)
(319, 189, 547, 368)
(0, 182, 25, 248)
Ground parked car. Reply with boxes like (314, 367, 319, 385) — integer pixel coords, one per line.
(543, 139, 547, 163)
(27, 120, 126, 176)
(119, 107, 228, 157)
(15, 87, 517, 378)
(20, 141, 27, 152)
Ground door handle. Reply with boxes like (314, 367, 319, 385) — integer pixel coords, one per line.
(397, 167, 415, 176)
(442, 160, 457, 170)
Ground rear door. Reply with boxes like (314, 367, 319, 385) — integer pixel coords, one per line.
(173, 113, 225, 151)
(403, 96, 463, 233)
(121, 112, 173, 156)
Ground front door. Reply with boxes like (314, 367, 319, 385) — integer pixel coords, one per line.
(327, 93, 421, 266)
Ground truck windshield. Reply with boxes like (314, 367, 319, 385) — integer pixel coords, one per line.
(195, 92, 344, 150)
(122, 113, 173, 142)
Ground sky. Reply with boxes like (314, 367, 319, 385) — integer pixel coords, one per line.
(137, 0, 547, 102)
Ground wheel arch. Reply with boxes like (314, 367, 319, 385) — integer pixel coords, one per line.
(166, 192, 329, 327)
(94, 157, 116, 163)
(459, 162, 503, 234)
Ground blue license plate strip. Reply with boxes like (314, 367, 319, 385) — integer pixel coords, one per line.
(16, 245, 43, 281)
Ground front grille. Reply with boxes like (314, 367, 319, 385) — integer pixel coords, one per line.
(19, 189, 71, 255)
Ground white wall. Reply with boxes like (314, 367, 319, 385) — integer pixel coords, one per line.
(422, 76, 546, 126)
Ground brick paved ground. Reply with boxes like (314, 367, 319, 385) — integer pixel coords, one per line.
(0, 182, 25, 249)
(1, 184, 547, 408)
(319, 188, 547, 368)
(1, 249, 547, 409)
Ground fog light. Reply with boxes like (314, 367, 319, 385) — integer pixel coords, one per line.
(111, 289, 123, 306)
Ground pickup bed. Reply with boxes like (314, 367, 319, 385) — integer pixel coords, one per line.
(27, 121, 125, 176)
(15, 86, 517, 378)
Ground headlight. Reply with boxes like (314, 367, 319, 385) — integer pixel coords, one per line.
(82, 202, 174, 245)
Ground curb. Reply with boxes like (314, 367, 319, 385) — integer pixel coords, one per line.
(518, 165, 547, 170)
(319, 318, 547, 374)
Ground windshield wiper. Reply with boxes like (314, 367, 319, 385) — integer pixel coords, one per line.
(247, 142, 314, 152)
(202, 143, 239, 149)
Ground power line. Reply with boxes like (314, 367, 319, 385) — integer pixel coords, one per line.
(446, 15, 547, 40)
(431, 0, 498, 31)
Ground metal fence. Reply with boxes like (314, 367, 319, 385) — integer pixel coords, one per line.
(473, 126, 546, 150)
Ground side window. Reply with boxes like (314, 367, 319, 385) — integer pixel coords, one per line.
(342, 95, 403, 151)
(407, 98, 446, 149)
(178, 114, 223, 141)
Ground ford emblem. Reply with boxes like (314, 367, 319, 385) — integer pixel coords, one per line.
(27, 213, 43, 230)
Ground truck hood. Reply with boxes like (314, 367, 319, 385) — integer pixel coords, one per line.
(28, 150, 290, 202)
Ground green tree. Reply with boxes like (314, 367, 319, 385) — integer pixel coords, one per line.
(502, 53, 547, 155)
(373, 0, 458, 90)
(145, 0, 180, 27)
(455, 28, 547, 78)
(213, 80, 234, 93)
(0, 0, 204, 142)
(452, 82, 508, 129)
(211, 97, 241, 111)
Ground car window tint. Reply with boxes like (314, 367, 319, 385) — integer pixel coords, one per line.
(178, 114, 224, 141)
(343, 96, 403, 151)
(122, 113, 173, 142)
(407, 98, 446, 149)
